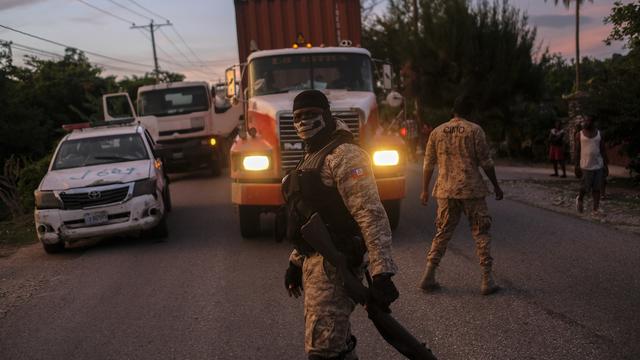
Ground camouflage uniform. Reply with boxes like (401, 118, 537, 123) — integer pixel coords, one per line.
(423, 117, 494, 268)
(290, 131, 397, 358)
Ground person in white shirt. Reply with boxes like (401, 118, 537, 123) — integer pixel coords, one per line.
(574, 115, 609, 215)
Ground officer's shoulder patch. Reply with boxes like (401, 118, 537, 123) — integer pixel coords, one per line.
(350, 167, 366, 179)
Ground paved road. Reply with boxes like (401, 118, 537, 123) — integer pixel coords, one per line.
(1, 165, 639, 360)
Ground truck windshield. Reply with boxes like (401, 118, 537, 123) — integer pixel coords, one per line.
(249, 53, 373, 97)
(52, 134, 149, 170)
(138, 86, 209, 117)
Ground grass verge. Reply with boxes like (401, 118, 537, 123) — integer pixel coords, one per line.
(0, 215, 37, 257)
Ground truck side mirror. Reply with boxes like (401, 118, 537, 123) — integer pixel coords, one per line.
(226, 67, 237, 99)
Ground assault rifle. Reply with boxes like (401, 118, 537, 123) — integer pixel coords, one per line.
(301, 212, 438, 360)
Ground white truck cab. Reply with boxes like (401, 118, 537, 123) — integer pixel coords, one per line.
(104, 81, 240, 175)
(34, 120, 170, 253)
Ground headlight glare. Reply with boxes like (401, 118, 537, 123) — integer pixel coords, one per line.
(373, 150, 400, 167)
(243, 155, 270, 171)
(34, 190, 61, 209)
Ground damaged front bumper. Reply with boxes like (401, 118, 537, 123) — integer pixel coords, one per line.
(34, 194, 163, 244)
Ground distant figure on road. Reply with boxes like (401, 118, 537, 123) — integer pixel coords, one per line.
(548, 120, 567, 177)
(574, 115, 609, 215)
(282, 90, 398, 359)
(419, 95, 503, 296)
(403, 114, 419, 162)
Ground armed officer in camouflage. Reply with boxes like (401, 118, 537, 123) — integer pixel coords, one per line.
(282, 90, 399, 360)
(418, 96, 503, 296)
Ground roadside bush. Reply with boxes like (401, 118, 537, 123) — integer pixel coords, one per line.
(18, 154, 52, 210)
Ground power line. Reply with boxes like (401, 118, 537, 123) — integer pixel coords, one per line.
(120, 0, 209, 66)
(169, 26, 207, 65)
(158, 27, 196, 66)
(106, 0, 151, 21)
(75, 0, 135, 25)
(125, 0, 170, 22)
(9, 41, 147, 74)
(0, 23, 153, 68)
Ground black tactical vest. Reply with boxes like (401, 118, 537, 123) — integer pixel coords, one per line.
(282, 131, 364, 261)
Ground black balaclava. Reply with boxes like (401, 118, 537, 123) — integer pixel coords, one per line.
(292, 90, 336, 151)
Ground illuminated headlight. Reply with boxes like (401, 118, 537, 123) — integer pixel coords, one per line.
(34, 190, 61, 209)
(243, 155, 270, 171)
(200, 137, 217, 146)
(373, 150, 400, 167)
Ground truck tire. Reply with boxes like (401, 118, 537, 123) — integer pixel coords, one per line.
(239, 205, 261, 238)
(42, 241, 65, 254)
(150, 216, 169, 240)
(383, 200, 401, 231)
(209, 159, 222, 177)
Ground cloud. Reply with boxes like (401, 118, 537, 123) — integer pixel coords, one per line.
(547, 23, 626, 58)
(0, 0, 47, 11)
(531, 14, 594, 29)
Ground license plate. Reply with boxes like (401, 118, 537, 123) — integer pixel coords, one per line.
(84, 212, 108, 226)
(172, 152, 184, 159)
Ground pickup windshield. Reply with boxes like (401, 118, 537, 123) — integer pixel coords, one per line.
(53, 134, 149, 170)
(138, 86, 209, 117)
(248, 53, 373, 97)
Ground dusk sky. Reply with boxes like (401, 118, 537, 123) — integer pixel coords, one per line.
(0, 0, 629, 82)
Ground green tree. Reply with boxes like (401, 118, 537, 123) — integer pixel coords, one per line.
(605, 0, 640, 50)
(365, 0, 544, 145)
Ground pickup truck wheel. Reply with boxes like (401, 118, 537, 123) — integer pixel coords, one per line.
(383, 200, 401, 231)
(239, 205, 261, 238)
(150, 216, 169, 240)
(209, 159, 222, 177)
(163, 188, 172, 213)
(42, 241, 65, 254)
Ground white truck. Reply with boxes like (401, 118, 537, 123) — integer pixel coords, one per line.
(103, 81, 241, 175)
(34, 120, 170, 253)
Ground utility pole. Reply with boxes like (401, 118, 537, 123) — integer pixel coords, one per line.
(131, 20, 172, 82)
(575, 0, 581, 92)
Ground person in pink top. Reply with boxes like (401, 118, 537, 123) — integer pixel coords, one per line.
(574, 115, 609, 215)
(548, 120, 567, 177)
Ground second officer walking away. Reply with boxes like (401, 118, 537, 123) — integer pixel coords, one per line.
(418, 96, 503, 295)
(282, 90, 399, 359)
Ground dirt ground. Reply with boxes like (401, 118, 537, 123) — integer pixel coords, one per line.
(500, 176, 640, 235)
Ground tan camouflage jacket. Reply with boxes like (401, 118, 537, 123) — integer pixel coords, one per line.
(423, 117, 494, 199)
(289, 129, 397, 277)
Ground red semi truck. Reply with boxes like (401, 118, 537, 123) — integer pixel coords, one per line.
(227, 0, 406, 237)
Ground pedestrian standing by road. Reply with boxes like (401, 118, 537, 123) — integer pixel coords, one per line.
(418, 96, 503, 296)
(548, 120, 567, 177)
(282, 90, 399, 360)
(574, 114, 609, 215)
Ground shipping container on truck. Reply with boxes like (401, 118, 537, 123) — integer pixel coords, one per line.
(227, 0, 407, 238)
(234, 0, 362, 63)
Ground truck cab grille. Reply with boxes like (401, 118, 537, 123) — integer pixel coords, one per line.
(278, 111, 360, 173)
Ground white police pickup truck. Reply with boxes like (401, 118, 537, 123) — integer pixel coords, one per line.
(34, 120, 171, 253)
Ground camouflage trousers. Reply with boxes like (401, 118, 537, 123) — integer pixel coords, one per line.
(303, 253, 360, 359)
(427, 198, 493, 268)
